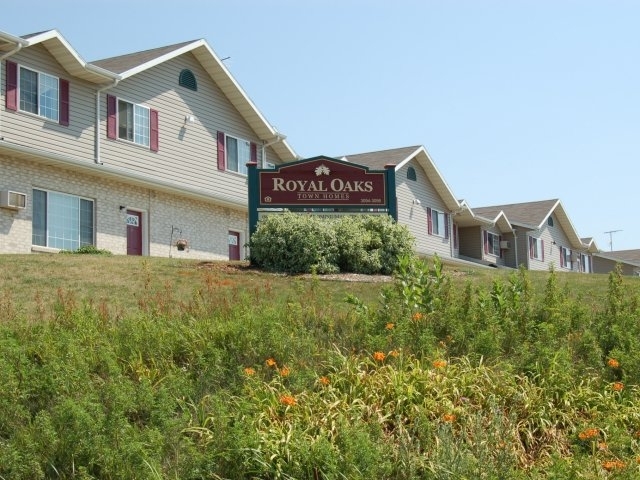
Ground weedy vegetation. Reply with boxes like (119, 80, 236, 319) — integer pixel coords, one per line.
(0, 253, 639, 479)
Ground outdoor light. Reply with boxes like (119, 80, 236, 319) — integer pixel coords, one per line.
(185, 115, 195, 124)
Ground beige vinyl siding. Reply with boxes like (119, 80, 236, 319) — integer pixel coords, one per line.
(1, 45, 96, 161)
(514, 228, 531, 269)
(525, 214, 577, 272)
(500, 231, 517, 268)
(98, 52, 262, 206)
(592, 256, 639, 276)
(395, 160, 451, 258)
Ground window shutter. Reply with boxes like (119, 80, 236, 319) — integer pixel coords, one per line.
(59, 79, 70, 126)
(453, 224, 458, 249)
(499, 235, 503, 258)
(529, 237, 533, 259)
(483, 230, 489, 254)
(250, 142, 257, 164)
(150, 109, 159, 152)
(427, 207, 432, 235)
(560, 248, 564, 267)
(5, 60, 18, 111)
(106, 94, 117, 139)
(444, 213, 449, 239)
(541, 239, 545, 262)
(217, 131, 226, 171)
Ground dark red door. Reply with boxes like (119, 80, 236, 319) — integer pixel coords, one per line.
(228, 231, 240, 260)
(126, 210, 143, 256)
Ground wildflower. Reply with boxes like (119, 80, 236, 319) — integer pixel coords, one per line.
(612, 382, 624, 392)
(265, 358, 277, 367)
(578, 428, 599, 440)
(412, 312, 423, 321)
(389, 349, 399, 358)
(373, 351, 386, 362)
(279, 366, 291, 377)
(385, 322, 395, 330)
(319, 376, 330, 386)
(442, 413, 456, 423)
(244, 367, 256, 376)
(598, 442, 608, 451)
(601, 459, 625, 471)
(607, 358, 620, 368)
(432, 359, 447, 369)
(279, 395, 297, 406)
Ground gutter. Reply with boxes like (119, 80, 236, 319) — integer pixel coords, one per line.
(0, 138, 247, 210)
(261, 132, 287, 167)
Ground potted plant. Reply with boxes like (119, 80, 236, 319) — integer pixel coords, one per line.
(176, 239, 188, 251)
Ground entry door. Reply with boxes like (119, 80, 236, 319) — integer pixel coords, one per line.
(228, 231, 240, 260)
(126, 210, 143, 256)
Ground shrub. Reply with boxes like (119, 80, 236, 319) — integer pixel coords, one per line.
(59, 245, 112, 255)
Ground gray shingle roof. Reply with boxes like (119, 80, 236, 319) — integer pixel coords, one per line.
(91, 41, 197, 74)
(474, 199, 559, 228)
(342, 146, 421, 170)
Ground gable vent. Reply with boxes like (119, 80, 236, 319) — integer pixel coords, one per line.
(179, 69, 198, 91)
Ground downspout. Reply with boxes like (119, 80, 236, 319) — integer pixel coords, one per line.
(94, 79, 120, 164)
(261, 133, 286, 168)
(0, 41, 27, 139)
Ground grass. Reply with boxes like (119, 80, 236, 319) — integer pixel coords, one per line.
(1, 252, 639, 479)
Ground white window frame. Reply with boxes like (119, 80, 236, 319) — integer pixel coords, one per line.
(487, 232, 500, 256)
(18, 65, 59, 121)
(117, 98, 150, 147)
(432, 209, 446, 237)
(32, 188, 95, 251)
(530, 237, 542, 260)
(562, 247, 572, 269)
(225, 134, 251, 175)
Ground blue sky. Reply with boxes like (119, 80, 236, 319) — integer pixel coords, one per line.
(4, 0, 639, 251)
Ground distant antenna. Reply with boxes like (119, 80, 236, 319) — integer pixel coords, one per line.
(604, 230, 622, 251)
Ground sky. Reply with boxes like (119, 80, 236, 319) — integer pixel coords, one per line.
(3, 0, 639, 251)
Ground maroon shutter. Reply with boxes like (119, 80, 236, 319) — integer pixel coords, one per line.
(483, 230, 489, 254)
(541, 240, 545, 262)
(444, 213, 449, 239)
(250, 142, 257, 164)
(499, 235, 503, 258)
(560, 248, 564, 267)
(529, 237, 533, 259)
(106, 95, 117, 139)
(59, 79, 70, 126)
(5, 60, 18, 111)
(453, 224, 458, 249)
(217, 131, 226, 171)
(150, 109, 159, 151)
(426, 207, 432, 235)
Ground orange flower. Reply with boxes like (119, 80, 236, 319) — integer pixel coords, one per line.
(373, 351, 386, 362)
(265, 358, 277, 367)
(279, 366, 291, 377)
(607, 358, 620, 368)
(442, 413, 456, 423)
(412, 312, 423, 321)
(612, 382, 624, 392)
(389, 349, 399, 358)
(385, 322, 395, 330)
(319, 376, 330, 386)
(279, 395, 297, 406)
(578, 428, 599, 440)
(244, 367, 256, 376)
(598, 442, 608, 451)
(601, 459, 625, 471)
(432, 359, 447, 369)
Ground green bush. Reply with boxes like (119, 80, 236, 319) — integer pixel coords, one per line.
(249, 212, 414, 274)
(59, 245, 112, 255)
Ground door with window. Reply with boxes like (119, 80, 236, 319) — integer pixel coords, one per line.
(126, 210, 143, 256)
(228, 231, 240, 260)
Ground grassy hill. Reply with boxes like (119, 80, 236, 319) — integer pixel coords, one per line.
(0, 254, 639, 479)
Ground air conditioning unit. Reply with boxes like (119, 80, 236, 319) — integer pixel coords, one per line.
(0, 190, 26, 210)
(500, 240, 510, 249)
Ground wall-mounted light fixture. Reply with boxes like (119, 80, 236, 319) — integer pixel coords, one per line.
(119, 205, 126, 211)
(185, 115, 195, 125)
(413, 199, 421, 205)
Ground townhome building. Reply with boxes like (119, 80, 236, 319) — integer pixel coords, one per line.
(0, 29, 296, 259)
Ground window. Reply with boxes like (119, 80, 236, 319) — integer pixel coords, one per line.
(561, 247, 572, 269)
(529, 237, 543, 260)
(32, 189, 94, 250)
(486, 232, 501, 256)
(5, 63, 69, 124)
(547, 216, 554, 227)
(427, 208, 449, 238)
(407, 166, 417, 181)
(226, 134, 251, 174)
(106, 95, 158, 151)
